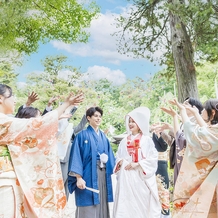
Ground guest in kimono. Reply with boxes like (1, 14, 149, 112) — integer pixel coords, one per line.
(113, 107, 161, 218)
(16, 105, 87, 200)
(0, 83, 84, 218)
(151, 130, 170, 218)
(68, 106, 115, 218)
(168, 98, 218, 218)
(160, 97, 203, 184)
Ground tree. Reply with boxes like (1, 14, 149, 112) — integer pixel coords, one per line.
(115, 0, 218, 102)
(25, 55, 82, 111)
(0, 58, 18, 85)
(41, 55, 82, 86)
(0, 0, 99, 55)
(197, 61, 218, 102)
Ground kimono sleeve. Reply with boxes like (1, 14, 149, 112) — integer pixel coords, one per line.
(68, 133, 84, 176)
(184, 120, 218, 154)
(114, 138, 124, 163)
(175, 129, 186, 151)
(152, 132, 168, 152)
(139, 137, 158, 179)
(68, 133, 83, 193)
(0, 111, 58, 143)
(113, 137, 128, 173)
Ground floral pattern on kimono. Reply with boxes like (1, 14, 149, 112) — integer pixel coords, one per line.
(0, 111, 69, 218)
(172, 121, 218, 218)
(156, 174, 170, 213)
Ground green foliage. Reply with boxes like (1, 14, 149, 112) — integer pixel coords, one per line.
(1, 55, 218, 143)
(0, 59, 18, 87)
(115, 0, 171, 66)
(0, 0, 99, 54)
(115, 0, 218, 76)
(140, 72, 176, 123)
(24, 55, 80, 111)
(196, 61, 218, 103)
(167, 0, 218, 63)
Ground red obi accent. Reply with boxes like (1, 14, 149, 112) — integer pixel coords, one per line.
(127, 135, 142, 162)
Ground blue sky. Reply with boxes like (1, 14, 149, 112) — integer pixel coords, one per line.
(17, 0, 163, 86)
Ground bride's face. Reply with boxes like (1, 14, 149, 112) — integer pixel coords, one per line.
(128, 118, 140, 135)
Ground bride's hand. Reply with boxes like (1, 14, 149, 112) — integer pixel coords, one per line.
(125, 162, 139, 170)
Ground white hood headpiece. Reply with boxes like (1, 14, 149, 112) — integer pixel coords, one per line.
(125, 107, 150, 136)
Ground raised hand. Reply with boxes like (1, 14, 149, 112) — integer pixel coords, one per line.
(161, 106, 178, 117)
(26, 91, 39, 106)
(152, 122, 173, 133)
(159, 122, 173, 131)
(56, 91, 84, 119)
(150, 123, 161, 134)
(169, 98, 185, 111)
(48, 96, 60, 107)
(184, 104, 199, 115)
(66, 92, 84, 106)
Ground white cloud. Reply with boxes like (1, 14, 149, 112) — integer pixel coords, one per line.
(51, 9, 137, 65)
(51, 4, 165, 65)
(50, 4, 164, 81)
(21, 66, 126, 86)
(27, 66, 127, 86)
(16, 81, 27, 89)
(82, 65, 126, 85)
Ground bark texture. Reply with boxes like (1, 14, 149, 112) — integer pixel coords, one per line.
(169, 0, 199, 102)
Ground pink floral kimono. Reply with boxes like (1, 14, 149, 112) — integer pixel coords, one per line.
(173, 120, 218, 218)
(0, 111, 68, 218)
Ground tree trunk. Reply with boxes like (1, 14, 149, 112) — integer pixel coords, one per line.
(169, 0, 199, 102)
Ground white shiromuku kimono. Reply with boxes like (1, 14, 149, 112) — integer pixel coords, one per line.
(113, 107, 161, 218)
